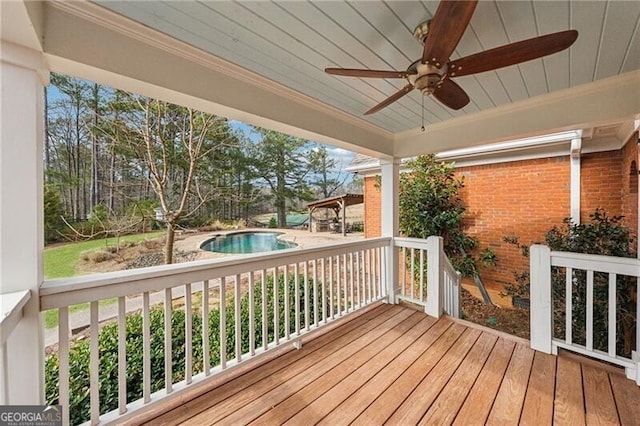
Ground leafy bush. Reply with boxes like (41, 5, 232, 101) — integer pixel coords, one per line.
(399, 155, 494, 277)
(45, 273, 323, 425)
(504, 209, 636, 357)
(44, 185, 65, 243)
(268, 217, 277, 228)
(350, 222, 364, 233)
(80, 250, 115, 264)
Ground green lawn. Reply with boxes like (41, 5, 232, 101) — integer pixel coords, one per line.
(44, 231, 164, 279)
(43, 231, 164, 329)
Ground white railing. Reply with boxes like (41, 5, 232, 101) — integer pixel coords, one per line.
(40, 238, 388, 425)
(530, 245, 640, 384)
(443, 255, 462, 318)
(393, 236, 461, 318)
(0, 289, 32, 404)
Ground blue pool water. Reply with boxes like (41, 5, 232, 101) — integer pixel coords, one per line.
(200, 232, 297, 254)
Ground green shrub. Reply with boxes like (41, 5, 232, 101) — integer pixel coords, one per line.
(399, 155, 493, 277)
(45, 273, 324, 425)
(80, 250, 115, 264)
(504, 209, 636, 357)
(44, 185, 65, 243)
(268, 217, 277, 228)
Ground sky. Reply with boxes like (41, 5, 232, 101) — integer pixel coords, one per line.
(228, 120, 356, 177)
(47, 81, 357, 182)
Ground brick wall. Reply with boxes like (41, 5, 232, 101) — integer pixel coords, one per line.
(457, 157, 571, 286)
(620, 133, 639, 249)
(362, 144, 637, 290)
(364, 176, 381, 238)
(580, 150, 623, 221)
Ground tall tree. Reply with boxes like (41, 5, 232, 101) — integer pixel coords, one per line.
(111, 95, 233, 263)
(308, 146, 348, 199)
(48, 74, 91, 219)
(250, 129, 315, 228)
(89, 83, 102, 208)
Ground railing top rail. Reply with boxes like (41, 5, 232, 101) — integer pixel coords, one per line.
(550, 250, 640, 277)
(443, 256, 460, 278)
(40, 237, 390, 310)
(1, 289, 31, 345)
(393, 236, 431, 249)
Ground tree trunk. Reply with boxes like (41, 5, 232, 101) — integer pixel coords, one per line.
(164, 222, 175, 264)
(44, 87, 51, 183)
(75, 102, 82, 220)
(90, 83, 100, 209)
(108, 147, 116, 211)
(276, 168, 286, 228)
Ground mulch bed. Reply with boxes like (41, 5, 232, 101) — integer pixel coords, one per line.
(460, 288, 530, 339)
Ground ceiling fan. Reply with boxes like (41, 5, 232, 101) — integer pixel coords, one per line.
(325, 0, 578, 115)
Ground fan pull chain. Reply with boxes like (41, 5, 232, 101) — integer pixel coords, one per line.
(421, 94, 426, 132)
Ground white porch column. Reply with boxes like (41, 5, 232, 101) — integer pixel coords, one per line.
(570, 137, 582, 224)
(530, 245, 553, 354)
(380, 159, 400, 303)
(0, 41, 47, 404)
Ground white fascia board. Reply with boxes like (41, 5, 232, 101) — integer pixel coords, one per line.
(345, 162, 381, 174)
(436, 130, 579, 159)
(42, 2, 394, 159)
(394, 71, 640, 158)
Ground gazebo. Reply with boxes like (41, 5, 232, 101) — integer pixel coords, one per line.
(307, 193, 363, 236)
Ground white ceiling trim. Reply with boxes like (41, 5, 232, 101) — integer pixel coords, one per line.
(44, 3, 393, 157)
(394, 70, 640, 158)
(48, 0, 390, 139)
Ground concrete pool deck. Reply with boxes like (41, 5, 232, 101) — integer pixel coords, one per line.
(45, 229, 365, 347)
(175, 228, 365, 260)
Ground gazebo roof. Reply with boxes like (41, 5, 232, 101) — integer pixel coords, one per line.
(307, 193, 364, 210)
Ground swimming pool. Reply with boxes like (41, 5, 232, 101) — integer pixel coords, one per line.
(200, 231, 297, 254)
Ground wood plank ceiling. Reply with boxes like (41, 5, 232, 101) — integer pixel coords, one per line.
(96, 1, 640, 134)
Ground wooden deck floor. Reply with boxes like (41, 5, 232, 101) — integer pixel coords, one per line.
(148, 304, 640, 425)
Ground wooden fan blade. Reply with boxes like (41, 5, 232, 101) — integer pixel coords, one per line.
(365, 84, 414, 115)
(432, 79, 470, 110)
(325, 68, 409, 79)
(422, 0, 478, 66)
(449, 30, 578, 77)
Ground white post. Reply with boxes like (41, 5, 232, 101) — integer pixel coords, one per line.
(0, 41, 47, 403)
(425, 236, 443, 317)
(380, 159, 399, 304)
(530, 245, 553, 354)
(570, 137, 581, 224)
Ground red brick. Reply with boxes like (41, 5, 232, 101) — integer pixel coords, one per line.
(363, 136, 639, 291)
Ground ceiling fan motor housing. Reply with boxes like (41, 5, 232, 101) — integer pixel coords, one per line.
(407, 60, 447, 94)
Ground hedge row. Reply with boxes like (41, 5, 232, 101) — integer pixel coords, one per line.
(46, 275, 322, 425)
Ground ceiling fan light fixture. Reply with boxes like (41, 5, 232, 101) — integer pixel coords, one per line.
(412, 20, 432, 44)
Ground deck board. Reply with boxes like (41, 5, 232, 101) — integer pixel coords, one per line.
(191, 307, 414, 425)
(609, 372, 640, 425)
(150, 304, 395, 426)
(554, 356, 586, 425)
(273, 315, 438, 425)
(351, 323, 467, 425)
(520, 351, 557, 425)
(453, 338, 516, 425)
(387, 328, 482, 424)
(146, 305, 638, 426)
(249, 312, 431, 425)
(582, 364, 619, 425)
(418, 332, 497, 425)
(311, 318, 452, 425)
(486, 343, 535, 424)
